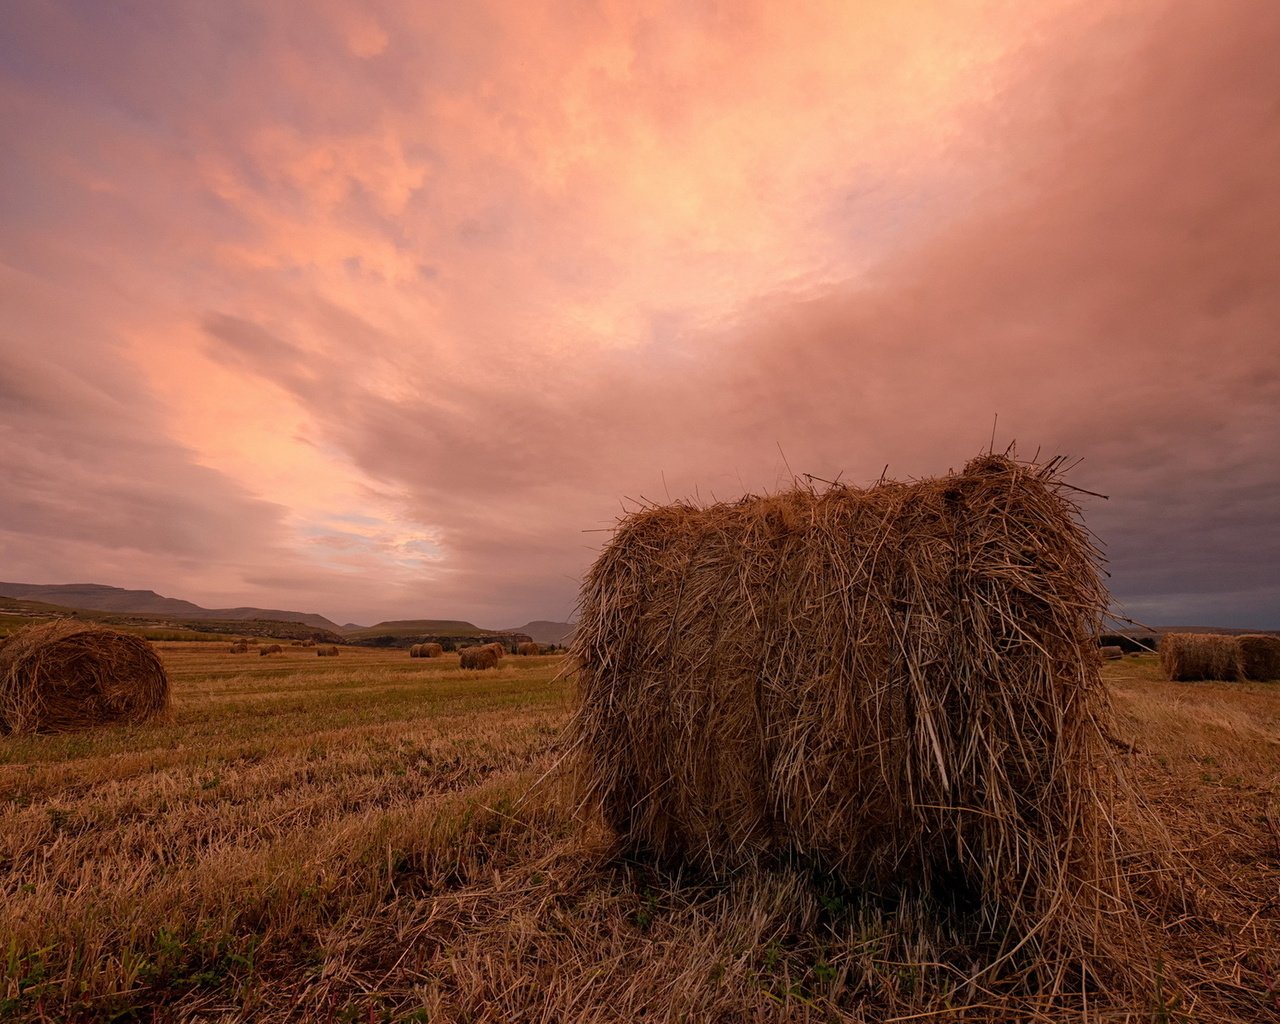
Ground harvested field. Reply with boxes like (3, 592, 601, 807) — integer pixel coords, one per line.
(0, 647, 1275, 1022)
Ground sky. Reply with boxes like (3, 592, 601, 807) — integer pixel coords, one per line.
(1, 0, 1277, 629)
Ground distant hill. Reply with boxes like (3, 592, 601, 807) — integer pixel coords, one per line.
(504, 620, 576, 645)
(343, 619, 488, 639)
(0, 582, 342, 632)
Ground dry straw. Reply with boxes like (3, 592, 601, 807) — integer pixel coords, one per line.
(459, 645, 499, 669)
(0, 620, 170, 734)
(572, 452, 1151, 991)
(1236, 634, 1280, 680)
(316, 645, 339, 657)
(516, 642, 541, 656)
(1159, 633, 1239, 681)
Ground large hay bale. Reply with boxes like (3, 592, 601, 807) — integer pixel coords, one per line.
(409, 644, 423, 658)
(1100, 644, 1124, 660)
(0, 620, 171, 734)
(516, 641, 541, 656)
(572, 453, 1130, 975)
(229, 640, 249, 654)
(301, 639, 316, 647)
(1237, 634, 1280, 681)
(420, 642, 444, 658)
(1159, 633, 1239, 681)
(316, 645, 339, 657)
(459, 645, 499, 669)
(483, 642, 506, 658)
(259, 643, 284, 657)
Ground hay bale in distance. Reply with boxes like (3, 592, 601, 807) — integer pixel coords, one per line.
(1099, 645, 1124, 660)
(459, 645, 499, 670)
(229, 640, 249, 654)
(1159, 633, 1239, 681)
(0, 620, 171, 734)
(516, 641, 541, 656)
(259, 643, 284, 657)
(409, 644, 423, 658)
(301, 639, 316, 647)
(572, 452, 1129, 977)
(1237, 634, 1280, 681)
(316, 645, 339, 657)
(420, 642, 444, 658)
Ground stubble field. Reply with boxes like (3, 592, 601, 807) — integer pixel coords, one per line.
(1, 645, 1277, 1022)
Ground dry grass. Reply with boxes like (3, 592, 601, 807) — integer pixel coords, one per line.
(1238, 634, 1280, 681)
(0, 620, 170, 734)
(0, 646, 1276, 1021)
(1160, 633, 1240, 681)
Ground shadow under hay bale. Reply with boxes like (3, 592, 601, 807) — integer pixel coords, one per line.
(0, 620, 170, 734)
(572, 452, 1146, 989)
(259, 644, 283, 657)
(316, 645, 339, 657)
(516, 641, 541, 656)
(459, 645, 499, 669)
(1159, 633, 1239, 681)
(1236, 634, 1280, 681)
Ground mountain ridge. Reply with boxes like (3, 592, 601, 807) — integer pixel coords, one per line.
(0, 582, 342, 632)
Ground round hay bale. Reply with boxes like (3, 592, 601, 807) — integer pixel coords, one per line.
(459, 645, 499, 669)
(572, 453, 1131, 976)
(1237, 634, 1280, 681)
(483, 642, 506, 658)
(516, 641, 541, 656)
(1099, 644, 1124, 660)
(0, 620, 171, 734)
(301, 639, 316, 647)
(420, 642, 444, 658)
(316, 645, 339, 657)
(229, 640, 249, 654)
(259, 643, 284, 657)
(409, 644, 423, 658)
(1158, 633, 1239, 681)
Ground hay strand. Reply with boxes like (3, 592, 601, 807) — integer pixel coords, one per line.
(0, 620, 170, 734)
